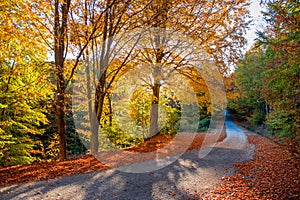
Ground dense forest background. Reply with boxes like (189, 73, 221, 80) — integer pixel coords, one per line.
(0, 0, 299, 167)
(227, 0, 299, 149)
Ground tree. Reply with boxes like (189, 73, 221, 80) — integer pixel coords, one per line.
(71, 0, 153, 153)
(25, 0, 250, 157)
(129, 0, 251, 138)
(232, 46, 269, 123)
(52, 0, 71, 161)
(0, 0, 53, 166)
(26, 0, 120, 160)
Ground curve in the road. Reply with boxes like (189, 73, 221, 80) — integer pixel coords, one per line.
(0, 118, 255, 200)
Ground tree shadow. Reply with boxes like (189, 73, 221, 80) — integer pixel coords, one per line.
(0, 147, 250, 200)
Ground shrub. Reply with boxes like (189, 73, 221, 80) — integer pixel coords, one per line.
(266, 110, 296, 139)
(198, 118, 214, 132)
(248, 112, 265, 125)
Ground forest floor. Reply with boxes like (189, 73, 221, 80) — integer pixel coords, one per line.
(205, 132, 300, 199)
(1, 122, 299, 199)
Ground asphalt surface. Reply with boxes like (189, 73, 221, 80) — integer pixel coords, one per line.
(0, 118, 254, 200)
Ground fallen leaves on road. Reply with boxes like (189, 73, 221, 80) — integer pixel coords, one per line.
(206, 134, 300, 199)
(0, 128, 226, 187)
(0, 155, 109, 187)
(126, 129, 226, 153)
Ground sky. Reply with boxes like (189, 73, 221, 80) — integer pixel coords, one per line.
(246, 0, 264, 50)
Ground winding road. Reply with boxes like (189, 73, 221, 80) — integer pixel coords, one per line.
(0, 117, 254, 200)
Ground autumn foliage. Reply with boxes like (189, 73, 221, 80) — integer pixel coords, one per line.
(228, 0, 300, 142)
(206, 134, 300, 199)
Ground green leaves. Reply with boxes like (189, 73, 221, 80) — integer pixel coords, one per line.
(267, 110, 297, 139)
(230, 0, 300, 142)
(0, 1, 54, 166)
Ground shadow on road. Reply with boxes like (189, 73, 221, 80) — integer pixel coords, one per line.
(1, 145, 251, 200)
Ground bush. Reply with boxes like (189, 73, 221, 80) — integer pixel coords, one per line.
(198, 118, 214, 132)
(248, 112, 265, 125)
(102, 126, 143, 149)
(266, 110, 296, 139)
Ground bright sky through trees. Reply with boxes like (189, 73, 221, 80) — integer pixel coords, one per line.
(46, 0, 261, 62)
(247, 0, 263, 49)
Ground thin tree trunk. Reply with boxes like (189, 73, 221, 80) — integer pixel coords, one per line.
(83, 1, 97, 154)
(86, 48, 96, 153)
(55, 48, 67, 161)
(55, 40, 67, 160)
(91, 76, 106, 153)
(90, 6, 110, 153)
(265, 100, 269, 119)
(108, 94, 113, 126)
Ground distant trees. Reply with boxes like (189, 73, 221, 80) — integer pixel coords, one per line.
(233, 47, 269, 123)
(258, 0, 300, 140)
(230, 0, 300, 141)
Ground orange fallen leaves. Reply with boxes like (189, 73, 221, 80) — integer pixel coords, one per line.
(0, 128, 226, 187)
(206, 134, 300, 200)
(0, 155, 109, 187)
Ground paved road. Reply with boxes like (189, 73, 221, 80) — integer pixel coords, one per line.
(0, 119, 254, 200)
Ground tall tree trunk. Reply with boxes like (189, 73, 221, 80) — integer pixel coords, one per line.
(55, 50, 67, 161)
(56, 86, 67, 161)
(86, 46, 96, 154)
(149, 82, 161, 137)
(54, 0, 70, 161)
(83, 2, 98, 154)
(148, 0, 168, 138)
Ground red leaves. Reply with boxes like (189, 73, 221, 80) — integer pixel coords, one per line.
(206, 134, 300, 199)
(0, 155, 109, 187)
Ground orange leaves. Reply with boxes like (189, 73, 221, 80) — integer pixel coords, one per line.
(0, 129, 226, 186)
(206, 134, 300, 199)
(0, 155, 109, 187)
